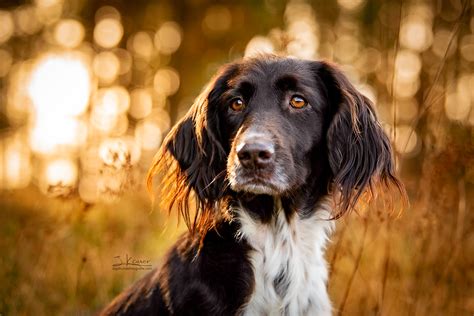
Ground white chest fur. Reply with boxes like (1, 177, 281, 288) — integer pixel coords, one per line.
(237, 200, 334, 316)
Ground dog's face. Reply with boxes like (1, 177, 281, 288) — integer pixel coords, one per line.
(148, 56, 403, 233)
(221, 60, 328, 195)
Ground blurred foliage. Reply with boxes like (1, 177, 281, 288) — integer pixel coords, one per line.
(0, 0, 473, 315)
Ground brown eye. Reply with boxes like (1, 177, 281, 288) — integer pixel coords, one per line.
(230, 98, 245, 111)
(290, 95, 307, 108)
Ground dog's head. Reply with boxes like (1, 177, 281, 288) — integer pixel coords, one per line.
(148, 56, 404, 235)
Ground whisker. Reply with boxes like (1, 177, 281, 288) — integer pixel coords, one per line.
(200, 169, 227, 194)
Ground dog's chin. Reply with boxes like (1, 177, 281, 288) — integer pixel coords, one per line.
(229, 176, 288, 196)
(231, 182, 278, 195)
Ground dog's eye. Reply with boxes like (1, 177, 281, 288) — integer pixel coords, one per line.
(290, 95, 307, 108)
(230, 98, 245, 111)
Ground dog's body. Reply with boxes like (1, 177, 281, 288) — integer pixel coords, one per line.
(102, 56, 403, 315)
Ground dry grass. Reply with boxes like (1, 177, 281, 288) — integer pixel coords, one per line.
(0, 189, 185, 315)
(1, 136, 473, 315)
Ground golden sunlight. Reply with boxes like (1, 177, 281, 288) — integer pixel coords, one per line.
(30, 115, 87, 154)
(28, 53, 92, 117)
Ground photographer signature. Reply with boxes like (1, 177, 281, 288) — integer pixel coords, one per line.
(112, 254, 152, 271)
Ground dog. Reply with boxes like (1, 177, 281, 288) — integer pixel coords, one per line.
(101, 55, 404, 315)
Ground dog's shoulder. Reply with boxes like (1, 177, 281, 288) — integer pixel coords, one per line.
(101, 223, 254, 316)
(99, 266, 169, 316)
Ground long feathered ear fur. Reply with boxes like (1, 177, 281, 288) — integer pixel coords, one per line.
(147, 64, 239, 239)
(315, 61, 406, 217)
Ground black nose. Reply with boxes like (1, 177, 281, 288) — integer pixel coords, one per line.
(237, 141, 274, 169)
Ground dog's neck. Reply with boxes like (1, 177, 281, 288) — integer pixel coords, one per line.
(230, 177, 330, 219)
(233, 194, 334, 315)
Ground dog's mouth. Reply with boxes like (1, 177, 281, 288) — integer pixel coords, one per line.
(227, 166, 289, 195)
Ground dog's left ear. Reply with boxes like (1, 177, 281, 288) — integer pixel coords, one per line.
(314, 61, 405, 216)
(147, 64, 239, 237)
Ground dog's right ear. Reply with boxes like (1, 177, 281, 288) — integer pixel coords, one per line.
(147, 63, 239, 237)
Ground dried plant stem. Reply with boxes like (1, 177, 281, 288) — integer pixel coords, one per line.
(75, 254, 87, 299)
(378, 221, 391, 316)
(391, 0, 403, 156)
(338, 218, 369, 316)
(402, 0, 470, 153)
(330, 221, 348, 275)
(428, 178, 466, 309)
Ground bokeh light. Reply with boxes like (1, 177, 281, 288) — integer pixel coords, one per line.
(93, 51, 120, 84)
(0, 49, 13, 77)
(394, 49, 422, 82)
(6, 61, 34, 123)
(394, 125, 419, 156)
(153, 67, 180, 96)
(28, 54, 92, 117)
(94, 18, 124, 49)
(147, 108, 171, 132)
(114, 48, 133, 75)
(34, 0, 63, 8)
(30, 115, 87, 154)
(34, 0, 63, 25)
(54, 19, 85, 48)
(445, 76, 472, 122)
(95, 5, 121, 22)
(135, 120, 163, 151)
(284, 2, 319, 59)
(42, 158, 78, 191)
(0, 10, 14, 44)
(356, 47, 382, 73)
(129, 88, 153, 120)
(287, 20, 319, 59)
(202, 5, 232, 35)
(394, 78, 420, 99)
(14, 5, 42, 35)
(90, 87, 130, 135)
(154, 21, 182, 55)
(399, 16, 433, 51)
(130, 31, 154, 60)
(0, 134, 32, 190)
(245, 36, 275, 57)
(99, 137, 140, 169)
(337, 0, 365, 11)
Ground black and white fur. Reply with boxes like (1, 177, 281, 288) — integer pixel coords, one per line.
(101, 56, 404, 316)
(236, 198, 334, 315)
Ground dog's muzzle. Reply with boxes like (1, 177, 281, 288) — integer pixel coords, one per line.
(228, 129, 289, 195)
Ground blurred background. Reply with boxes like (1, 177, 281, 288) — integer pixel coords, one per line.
(0, 0, 473, 315)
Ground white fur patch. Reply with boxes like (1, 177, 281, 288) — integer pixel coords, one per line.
(237, 198, 334, 316)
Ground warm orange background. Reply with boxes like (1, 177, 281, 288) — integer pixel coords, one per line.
(0, 0, 473, 315)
